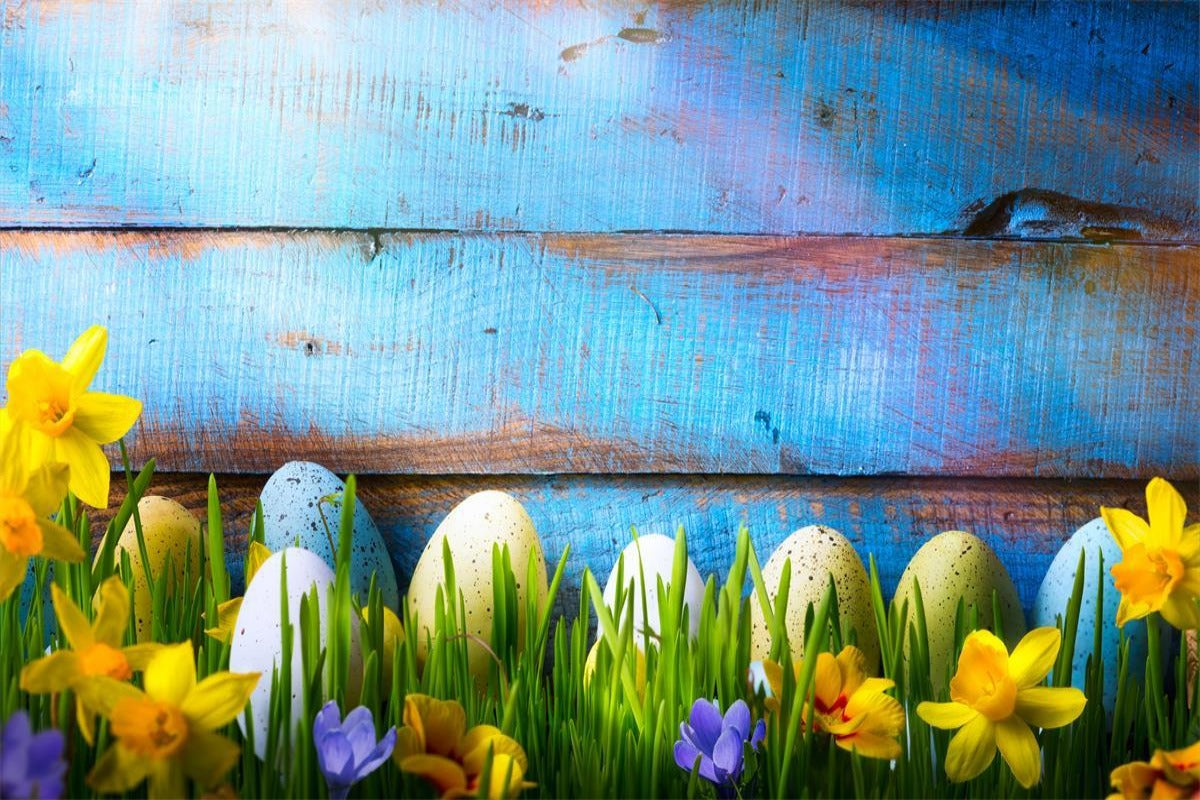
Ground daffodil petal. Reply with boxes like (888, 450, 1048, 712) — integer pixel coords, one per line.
(1146, 478, 1187, 549)
(144, 642, 196, 706)
(245, 541, 272, 585)
(76, 694, 97, 745)
(51, 582, 95, 650)
(204, 597, 243, 645)
(92, 576, 132, 646)
(995, 716, 1041, 788)
(62, 325, 108, 391)
(181, 671, 259, 731)
(122, 643, 164, 671)
(38, 519, 85, 563)
(837, 730, 903, 760)
(0, 550, 27, 602)
(73, 392, 142, 445)
(944, 715, 996, 783)
(1015, 687, 1087, 729)
(180, 728, 242, 787)
(401, 754, 469, 794)
(1115, 595, 1150, 628)
(75, 676, 144, 717)
(147, 759, 186, 800)
(1101, 507, 1151, 551)
(88, 742, 151, 794)
(1159, 594, 1200, 632)
(1009, 627, 1061, 687)
(20, 650, 81, 693)
(23, 461, 70, 517)
(56, 428, 111, 508)
(917, 701, 979, 730)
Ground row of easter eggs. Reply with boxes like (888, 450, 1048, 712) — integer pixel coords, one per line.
(93, 461, 1142, 722)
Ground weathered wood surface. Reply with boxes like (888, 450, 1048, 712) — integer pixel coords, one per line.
(0, 1, 1194, 235)
(93, 472, 1199, 613)
(2, 231, 1195, 478)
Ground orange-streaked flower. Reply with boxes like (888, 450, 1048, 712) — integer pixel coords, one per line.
(4, 325, 142, 508)
(393, 694, 534, 799)
(1103, 477, 1200, 630)
(754, 646, 905, 760)
(21, 577, 161, 743)
(0, 424, 82, 601)
(1109, 740, 1200, 799)
(86, 641, 259, 799)
(918, 628, 1086, 788)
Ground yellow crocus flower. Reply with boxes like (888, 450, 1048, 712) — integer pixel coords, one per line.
(86, 641, 260, 799)
(1103, 477, 1200, 630)
(20, 577, 161, 743)
(0, 424, 83, 601)
(4, 325, 142, 508)
(1109, 740, 1200, 799)
(755, 646, 905, 760)
(394, 694, 534, 799)
(918, 627, 1086, 788)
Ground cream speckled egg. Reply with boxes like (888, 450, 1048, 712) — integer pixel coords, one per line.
(407, 491, 548, 683)
(893, 530, 1026, 693)
(749, 525, 880, 668)
(601, 534, 705, 640)
(105, 496, 201, 642)
(230, 548, 362, 761)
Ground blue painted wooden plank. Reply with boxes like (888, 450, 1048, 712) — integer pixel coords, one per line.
(0, 1, 1194, 233)
(100, 474, 1199, 613)
(1, 231, 1194, 478)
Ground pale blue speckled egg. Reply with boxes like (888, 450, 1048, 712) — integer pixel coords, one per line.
(259, 461, 399, 609)
(1033, 517, 1148, 714)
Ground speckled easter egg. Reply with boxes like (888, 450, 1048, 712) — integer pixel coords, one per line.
(893, 530, 1026, 692)
(749, 525, 880, 669)
(230, 548, 362, 761)
(601, 534, 706, 640)
(107, 496, 201, 642)
(407, 491, 548, 683)
(1034, 518, 1151, 714)
(259, 461, 399, 609)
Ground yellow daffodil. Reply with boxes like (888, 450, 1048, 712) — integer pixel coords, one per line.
(204, 541, 272, 644)
(918, 627, 1086, 788)
(1103, 477, 1200, 630)
(393, 694, 534, 799)
(4, 325, 142, 508)
(86, 640, 259, 799)
(20, 577, 161, 743)
(0, 425, 83, 601)
(755, 646, 905, 760)
(1109, 740, 1200, 799)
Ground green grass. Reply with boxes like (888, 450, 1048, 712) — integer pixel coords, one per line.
(0, 453, 1195, 799)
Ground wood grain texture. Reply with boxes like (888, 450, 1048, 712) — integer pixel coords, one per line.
(0, 1, 1194, 234)
(2, 231, 1195, 478)
(90, 472, 1200, 613)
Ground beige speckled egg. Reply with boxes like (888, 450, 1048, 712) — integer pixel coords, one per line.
(105, 496, 201, 642)
(892, 530, 1026, 693)
(407, 491, 548, 683)
(749, 525, 880, 668)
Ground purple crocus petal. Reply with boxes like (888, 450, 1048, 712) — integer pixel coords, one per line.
(317, 730, 358, 786)
(711, 727, 744, 782)
(722, 700, 751, 741)
(353, 726, 397, 779)
(313, 700, 342, 742)
(2, 710, 31, 748)
(27, 729, 66, 769)
(687, 699, 724, 754)
(750, 719, 766, 750)
(341, 707, 378, 763)
(674, 740, 720, 784)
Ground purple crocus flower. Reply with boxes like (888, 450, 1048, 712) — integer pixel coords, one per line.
(1, 710, 67, 800)
(313, 700, 397, 800)
(674, 698, 765, 790)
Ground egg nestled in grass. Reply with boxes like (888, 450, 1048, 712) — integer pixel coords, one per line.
(259, 461, 399, 609)
(601, 533, 706, 641)
(892, 530, 1025, 692)
(749, 525, 880, 669)
(406, 491, 549, 684)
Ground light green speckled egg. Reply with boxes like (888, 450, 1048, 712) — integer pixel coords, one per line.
(892, 530, 1026, 693)
(407, 491, 548, 684)
(750, 525, 880, 669)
